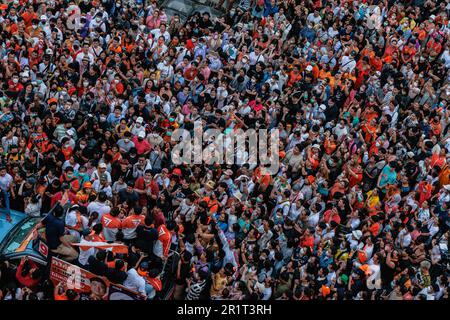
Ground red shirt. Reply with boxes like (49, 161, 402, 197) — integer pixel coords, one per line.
(300, 235, 314, 249)
(134, 177, 159, 207)
(16, 259, 40, 289)
(248, 100, 263, 112)
(51, 191, 76, 208)
(132, 136, 151, 155)
(7, 80, 24, 93)
(323, 210, 341, 225)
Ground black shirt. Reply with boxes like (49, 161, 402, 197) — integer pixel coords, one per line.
(87, 256, 108, 276)
(118, 189, 139, 204)
(42, 213, 65, 250)
(105, 268, 128, 284)
(135, 225, 157, 255)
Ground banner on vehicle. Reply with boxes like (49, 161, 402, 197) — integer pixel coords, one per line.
(49, 257, 145, 300)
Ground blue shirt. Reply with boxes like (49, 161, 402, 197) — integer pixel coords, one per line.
(378, 165, 397, 188)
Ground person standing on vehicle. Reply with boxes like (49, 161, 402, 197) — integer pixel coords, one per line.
(0, 166, 14, 222)
(37, 205, 79, 262)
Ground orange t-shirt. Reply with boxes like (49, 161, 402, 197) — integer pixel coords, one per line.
(369, 222, 380, 236)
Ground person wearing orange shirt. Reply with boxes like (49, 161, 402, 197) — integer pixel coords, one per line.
(417, 180, 433, 206)
(54, 282, 79, 301)
(430, 149, 447, 169)
(287, 65, 302, 87)
(25, 19, 42, 38)
(430, 117, 442, 137)
(367, 216, 381, 237)
(122, 206, 146, 242)
(101, 207, 123, 242)
(108, 37, 123, 54)
(76, 182, 95, 206)
(252, 166, 272, 193)
(21, 6, 38, 27)
(137, 262, 163, 299)
(361, 119, 379, 144)
(311, 62, 320, 81)
(153, 221, 175, 260)
(324, 133, 337, 155)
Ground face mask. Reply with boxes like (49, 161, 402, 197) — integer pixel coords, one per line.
(32, 25, 38, 29)
(169, 118, 175, 122)
(37, 80, 42, 85)
(67, 173, 73, 179)
(124, 138, 130, 143)
(83, 81, 89, 87)
(80, 144, 86, 149)
(100, 116, 107, 121)
(12, 78, 19, 84)
(96, 17, 101, 22)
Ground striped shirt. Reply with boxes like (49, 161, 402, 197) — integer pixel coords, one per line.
(186, 280, 207, 300)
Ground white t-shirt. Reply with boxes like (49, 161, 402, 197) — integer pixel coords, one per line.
(0, 173, 13, 191)
(78, 238, 96, 266)
(65, 210, 89, 240)
(249, 51, 265, 66)
(340, 55, 356, 72)
(124, 268, 147, 296)
(87, 201, 111, 224)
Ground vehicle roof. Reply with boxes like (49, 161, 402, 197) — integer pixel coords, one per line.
(0, 209, 28, 243)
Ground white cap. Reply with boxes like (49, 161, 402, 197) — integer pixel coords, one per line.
(136, 116, 143, 123)
(319, 104, 326, 111)
(430, 14, 436, 21)
(306, 65, 313, 72)
(138, 131, 146, 138)
(67, 129, 75, 136)
(45, 48, 53, 55)
(40, 15, 48, 21)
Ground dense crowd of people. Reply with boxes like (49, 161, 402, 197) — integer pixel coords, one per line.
(0, 0, 449, 301)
